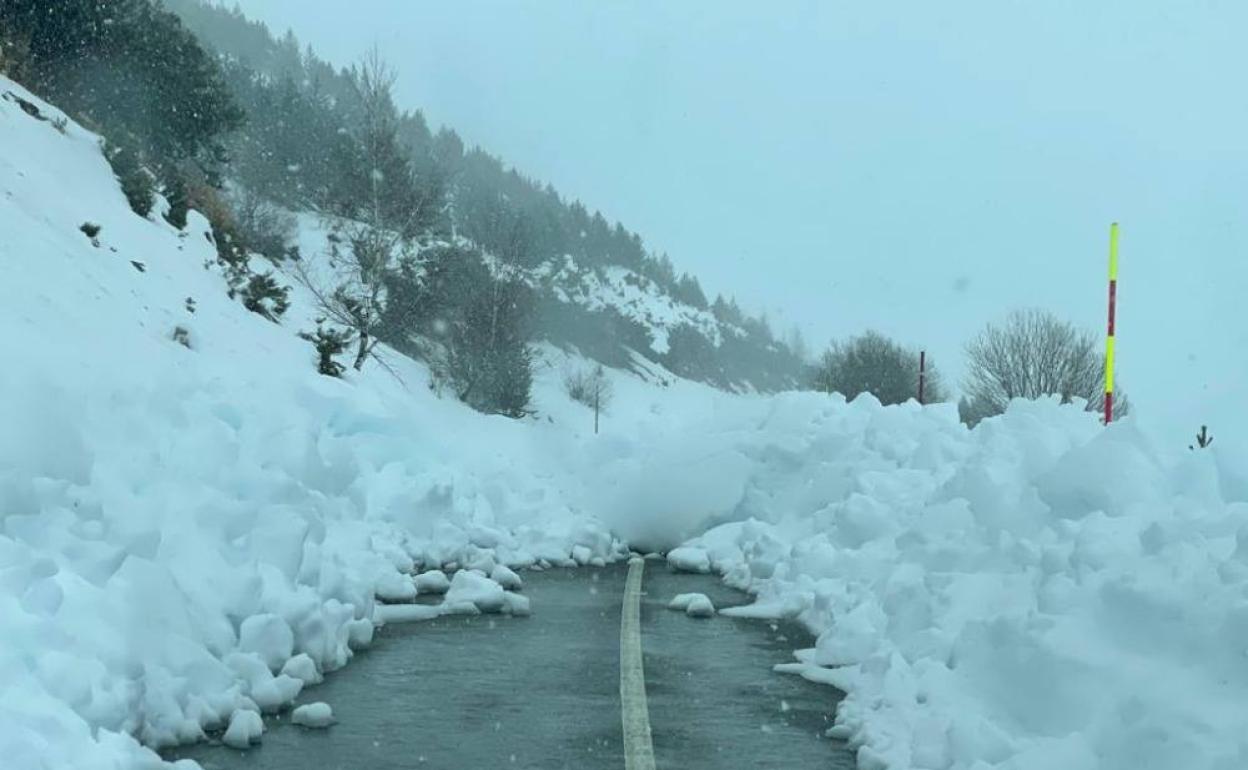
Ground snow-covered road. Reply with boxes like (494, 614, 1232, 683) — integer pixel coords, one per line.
(168, 562, 854, 769)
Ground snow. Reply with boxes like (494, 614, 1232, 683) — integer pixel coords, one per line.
(671, 398, 1248, 770)
(502, 591, 532, 617)
(290, 702, 334, 729)
(529, 255, 727, 357)
(374, 603, 443, 624)
(667, 593, 701, 610)
(414, 569, 451, 595)
(669, 593, 715, 618)
(490, 563, 524, 590)
(238, 614, 295, 672)
(667, 547, 712, 573)
(0, 77, 627, 769)
(4, 73, 1248, 770)
(280, 654, 323, 685)
(444, 570, 507, 613)
(221, 710, 263, 749)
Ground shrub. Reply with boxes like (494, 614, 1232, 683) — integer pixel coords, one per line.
(163, 172, 189, 230)
(105, 141, 154, 217)
(564, 364, 613, 433)
(238, 272, 290, 322)
(0, 26, 32, 82)
(299, 325, 352, 377)
(811, 330, 946, 405)
(171, 325, 192, 349)
(229, 187, 296, 262)
(962, 308, 1127, 426)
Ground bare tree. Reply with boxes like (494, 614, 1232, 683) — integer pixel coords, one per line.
(962, 308, 1128, 425)
(785, 325, 810, 363)
(564, 364, 614, 433)
(228, 187, 296, 263)
(811, 330, 946, 405)
(295, 48, 439, 372)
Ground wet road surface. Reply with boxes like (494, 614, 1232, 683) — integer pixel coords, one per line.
(169, 560, 854, 769)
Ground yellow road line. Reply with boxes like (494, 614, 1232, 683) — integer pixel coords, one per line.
(620, 557, 656, 770)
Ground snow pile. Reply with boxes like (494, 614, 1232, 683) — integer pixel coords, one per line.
(0, 77, 625, 769)
(669, 396, 1248, 770)
(668, 593, 715, 618)
(443, 570, 507, 614)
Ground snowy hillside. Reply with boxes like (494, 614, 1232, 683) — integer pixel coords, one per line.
(532, 257, 724, 356)
(0, 76, 626, 768)
(4, 74, 1248, 770)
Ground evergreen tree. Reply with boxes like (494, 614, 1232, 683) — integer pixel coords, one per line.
(104, 141, 155, 217)
(163, 172, 190, 229)
(1, 0, 243, 174)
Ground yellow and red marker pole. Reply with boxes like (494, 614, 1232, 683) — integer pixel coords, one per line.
(1104, 223, 1119, 424)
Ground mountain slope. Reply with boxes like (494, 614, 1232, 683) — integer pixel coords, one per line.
(161, 0, 805, 392)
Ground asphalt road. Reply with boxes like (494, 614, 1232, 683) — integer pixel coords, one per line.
(169, 560, 854, 769)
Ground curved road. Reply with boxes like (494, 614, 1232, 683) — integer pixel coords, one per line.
(170, 559, 855, 769)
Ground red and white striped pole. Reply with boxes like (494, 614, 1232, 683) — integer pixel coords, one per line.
(918, 350, 926, 405)
(1104, 223, 1119, 424)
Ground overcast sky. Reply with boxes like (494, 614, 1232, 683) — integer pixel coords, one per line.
(231, 0, 1245, 445)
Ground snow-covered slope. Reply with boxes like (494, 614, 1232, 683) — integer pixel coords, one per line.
(4, 74, 1248, 770)
(531, 256, 724, 355)
(0, 77, 632, 768)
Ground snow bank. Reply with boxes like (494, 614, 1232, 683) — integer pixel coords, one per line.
(0, 77, 626, 769)
(670, 396, 1248, 770)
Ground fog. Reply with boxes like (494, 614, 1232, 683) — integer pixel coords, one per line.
(231, 0, 1247, 447)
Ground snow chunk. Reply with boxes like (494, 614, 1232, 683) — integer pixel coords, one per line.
(375, 604, 441, 624)
(444, 571, 506, 613)
(670, 592, 715, 617)
(414, 570, 451, 595)
(490, 564, 524, 590)
(280, 654, 322, 686)
(290, 702, 334, 729)
(222, 709, 263, 749)
(667, 547, 711, 573)
(503, 591, 531, 617)
(440, 601, 482, 616)
(346, 618, 374, 649)
(374, 570, 417, 602)
(668, 593, 702, 610)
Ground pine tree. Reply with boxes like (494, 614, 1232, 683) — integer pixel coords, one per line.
(105, 141, 155, 217)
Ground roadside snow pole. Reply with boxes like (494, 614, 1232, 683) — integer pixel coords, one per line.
(918, 350, 926, 405)
(1104, 222, 1119, 424)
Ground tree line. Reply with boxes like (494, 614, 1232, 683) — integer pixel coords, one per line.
(808, 308, 1128, 425)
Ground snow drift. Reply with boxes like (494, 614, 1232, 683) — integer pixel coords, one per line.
(670, 396, 1248, 770)
(0, 77, 627, 769)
